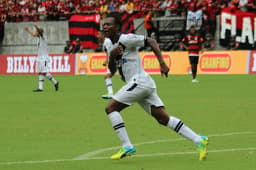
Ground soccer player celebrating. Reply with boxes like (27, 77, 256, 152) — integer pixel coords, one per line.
(24, 24, 59, 92)
(181, 25, 204, 83)
(103, 14, 208, 161)
(97, 30, 114, 99)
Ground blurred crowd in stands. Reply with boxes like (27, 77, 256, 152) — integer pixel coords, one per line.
(64, 38, 83, 53)
(0, 0, 255, 50)
(0, 0, 255, 22)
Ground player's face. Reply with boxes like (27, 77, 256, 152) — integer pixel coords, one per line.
(190, 27, 196, 34)
(103, 17, 118, 39)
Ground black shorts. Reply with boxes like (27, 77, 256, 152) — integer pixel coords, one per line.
(189, 55, 199, 64)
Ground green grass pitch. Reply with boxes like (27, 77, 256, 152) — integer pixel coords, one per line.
(0, 74, 255, 170)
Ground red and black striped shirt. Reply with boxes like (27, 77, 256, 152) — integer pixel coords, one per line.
(182, 34, 203, 56)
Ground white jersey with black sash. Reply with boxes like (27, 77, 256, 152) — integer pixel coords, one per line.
(105, 34, 156, 88)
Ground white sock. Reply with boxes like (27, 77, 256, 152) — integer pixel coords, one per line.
(38, 75, 44, 90)
(108, 111, 133, 148)
(46, 73, 57, 84)
(168, 116, 201, 144)
(105, 78, 113, 95)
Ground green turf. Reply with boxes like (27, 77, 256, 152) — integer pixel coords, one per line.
(0, 75, 255, 170)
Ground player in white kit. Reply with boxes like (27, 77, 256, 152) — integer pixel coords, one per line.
(24, 24, 59, 92)
(103, 14, 208, 161)
(97, 31, 114, 99)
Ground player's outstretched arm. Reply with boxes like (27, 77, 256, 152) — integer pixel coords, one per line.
(146, 37, 169, 77)
(24, 26, 37, 37)
(33, 24, 40, 30)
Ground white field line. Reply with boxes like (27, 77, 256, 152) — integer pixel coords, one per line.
(0, 131, 255, 166)
(0, 159, 73, 166)
(89, 147, 256, 160)
(74, 131, 256, 160)
(132, 147, 256, 158)
(1, 147, 256, 165)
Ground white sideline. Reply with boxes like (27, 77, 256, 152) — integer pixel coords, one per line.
(1, 147, 256, 165)
(0, 131, 255, 166)
(133, 147, 256, 158)
(88, 147, 256, 160)
(74, 131, 256, 160)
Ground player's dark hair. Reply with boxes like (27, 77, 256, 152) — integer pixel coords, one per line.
(189, 25, 196, 30)
(36, 27, 44, 39)
(38, 28, 43, 36)
(107, 13, 122, 31)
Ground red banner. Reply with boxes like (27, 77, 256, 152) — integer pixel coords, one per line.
(249, 51, 256, 74)
(220, 8, 256, 49)
(120, 11, 145, 33)
(69, 14, 100, 50)
(0, 54, 76, 75)
(0, 51, 251, 75)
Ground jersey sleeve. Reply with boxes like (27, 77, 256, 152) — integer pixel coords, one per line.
(121, 34, 145, 48)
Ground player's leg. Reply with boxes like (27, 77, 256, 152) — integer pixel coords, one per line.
(33, 72, 45, 92)
(139, 89, 208, 160)
(45, 72, 59, 91)
(105, 99, 135, 160)
(191, 63, 199, 82)
(105, 82, 148, 159)
(138, 90, 202, 143)
(34, 59, 45, 92)
(105, 99, 131, 147)
(102, 72, 113, 99)
(190, 55, 199, 82)
(43, 58, 59, 91)
(139, 101, 202, 144)
(151, 107, 202, 143)
(151, 107, 208, 160)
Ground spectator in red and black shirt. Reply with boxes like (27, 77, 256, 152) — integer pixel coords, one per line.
(73, 38, 83, 53)
(64, 40, 74, 53)
(181, 25, 203, 83)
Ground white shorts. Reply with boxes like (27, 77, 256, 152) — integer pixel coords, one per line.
(36, 58, 49, 73)
(113, 81, 164, 114)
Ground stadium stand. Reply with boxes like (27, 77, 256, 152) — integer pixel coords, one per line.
(2, 0, 249, 22)
(0, 0, 255, 53)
